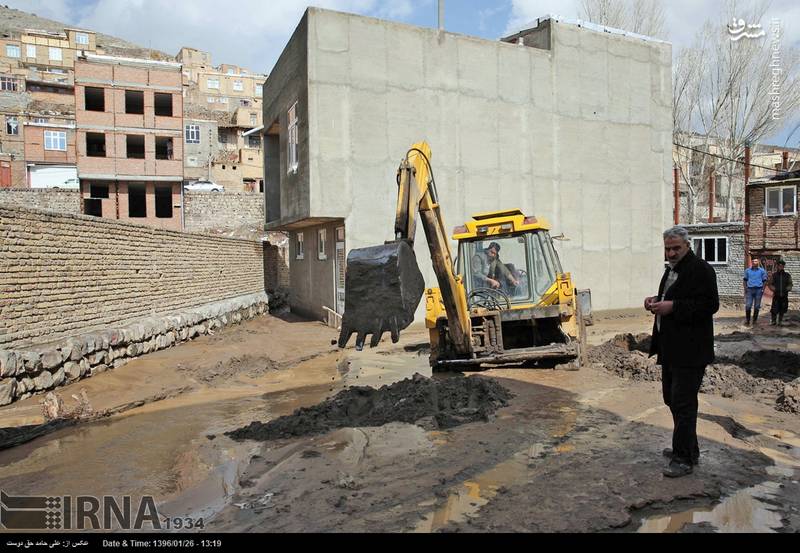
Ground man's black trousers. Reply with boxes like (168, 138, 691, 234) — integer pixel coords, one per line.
(661, 364, 706, 465)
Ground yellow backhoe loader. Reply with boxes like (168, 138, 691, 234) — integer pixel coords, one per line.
(337, 142, 589, 370)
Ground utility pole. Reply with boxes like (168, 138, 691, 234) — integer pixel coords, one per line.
(438, 0, 444, 31)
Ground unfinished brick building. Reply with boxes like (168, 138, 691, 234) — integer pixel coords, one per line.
(74, 53, 184, 230)
(746, 171, 800, 300)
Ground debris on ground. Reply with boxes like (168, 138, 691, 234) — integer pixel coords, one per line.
(226, 373, 513, 441)
(41, 390, 93, 422)
(777, 379, 800, 414)
(589, 333, 800, 411)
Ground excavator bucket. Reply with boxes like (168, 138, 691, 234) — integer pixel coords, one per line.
(337, 240, 425, 350)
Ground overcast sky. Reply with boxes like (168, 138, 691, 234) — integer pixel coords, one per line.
(9, 0, 800, 144)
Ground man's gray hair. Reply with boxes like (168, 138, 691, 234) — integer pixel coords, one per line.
(663, 225, 690, 243)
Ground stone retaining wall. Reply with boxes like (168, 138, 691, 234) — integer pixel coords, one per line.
(183, 191, 265, 233)
(0, 292, 269, 405)
(0, 189, 82, 215)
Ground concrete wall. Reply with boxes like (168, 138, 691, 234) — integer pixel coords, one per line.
(287, 220, 342, 319)
(183, 191, 265, 232)
(262, 13, 310, 228)
(0, 205, 265, 350)
(277, 9, 673, 313)
(0, 188, 81, 213)
(683, 222, 745, 301)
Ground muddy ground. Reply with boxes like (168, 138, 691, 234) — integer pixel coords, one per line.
(0, 308, 798, 533)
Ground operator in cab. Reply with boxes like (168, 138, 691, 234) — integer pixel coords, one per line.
(471, 241, 519, 292)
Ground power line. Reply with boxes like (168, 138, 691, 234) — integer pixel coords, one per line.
(673, 142, 798, 175)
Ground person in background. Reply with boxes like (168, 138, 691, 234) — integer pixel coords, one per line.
(743, 258, 768, 326)
(769, 259, 793, 326)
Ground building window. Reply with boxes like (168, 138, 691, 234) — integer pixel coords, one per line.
(26, 45, 36, 58)
(766, 186, 797, 216)
(692, 237, 728, 265)
(75, 32, 89, 45)
(125, 90, 144, 114)
(155, 185, 173, 218)
(6, 44, 20, 58)
(296, 232, 304, 260)
(255, 84, 263, 97)
(84, 87, 105, 111)
(207, 78, 219, 90)
(126, 135, 145, 159)
(185, 124, 200, 144)
(155, 137, 173, 160)
(250, 112, 258, 126)
(287, 101, 298, 173)
(33, 117, 47, 124)
(86, 132, 106, 157)
(217, 129, 229, 144)
(0, 76, 18, 92)
(207, 96, 215, 103)
(318, 228, 327, 260)
(128, 183, 146, 217)
(233, 80, 243, 91)
(49, 47, 62, 61)
(5, 116, 19, 135)
(240, 99, 250, 107)
(44, 130, 67, 151)
(90, 183, 109, 198)
(219, 97, 228, 104)
(248, 134, 261, 148)
(154, 93, 173, 117)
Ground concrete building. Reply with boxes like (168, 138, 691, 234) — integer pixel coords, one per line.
(75, 53, 184, 230)
(263, 9, 674, 320)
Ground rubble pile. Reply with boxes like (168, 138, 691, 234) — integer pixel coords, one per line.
(591, 334, 800, 413)
(227, 373, 513, 441)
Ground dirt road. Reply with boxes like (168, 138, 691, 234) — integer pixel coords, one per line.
(0, 309, 797, 533)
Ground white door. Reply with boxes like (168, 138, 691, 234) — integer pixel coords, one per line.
(29, 165, 78, 189)
(334, 226, 346, 314)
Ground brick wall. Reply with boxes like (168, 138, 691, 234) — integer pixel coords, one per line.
(0, 205, 265, 349)
(183, 191, 265, 232)
(0, 188, 81, 214)
(747, 185, 800, 250)
(264, 242, 290, 290)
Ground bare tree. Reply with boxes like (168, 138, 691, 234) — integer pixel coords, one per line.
(578, 0, 667, 39)
(674, 0, 800, 222)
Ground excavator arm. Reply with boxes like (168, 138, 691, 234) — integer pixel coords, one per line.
(337, 142, 473, 353)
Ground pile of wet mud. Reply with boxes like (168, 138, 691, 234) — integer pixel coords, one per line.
(589, 334, 800, 412)
(226, 373, 513, 441)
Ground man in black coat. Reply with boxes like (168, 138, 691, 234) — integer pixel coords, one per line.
(644, 226, 720, 478)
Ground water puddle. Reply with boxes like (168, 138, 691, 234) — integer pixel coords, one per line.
(637, 482, 785, 533)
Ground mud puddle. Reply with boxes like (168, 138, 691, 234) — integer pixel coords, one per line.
(637, 421, 800, 533)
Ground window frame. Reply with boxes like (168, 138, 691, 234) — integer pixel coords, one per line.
(206, 78, 220, 90)
(185, 124, 200, 144)
(233, 80, 243, 92)
(765, 185, 797, 217)
(692, 236, 729, 265)
(48, 47, 62, 62)
(296, 232, 305, 260)
(44, 130, 67, 151)
(5, 116, 19, 135)
(75, 32, 89, 45)
(6, 44, 20, 58)
(287, 101, 299, 174)
(255, 84, 263, 97)
(26, 45, 36, 58)
(318, 228, 327, 260)
(0, 76, 18, 92)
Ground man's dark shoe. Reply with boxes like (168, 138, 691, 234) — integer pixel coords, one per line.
(663, 460, 693, 478)
(662, 448, 699, 465)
